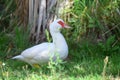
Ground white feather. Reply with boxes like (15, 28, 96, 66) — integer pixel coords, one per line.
(12, 19, 69, 66)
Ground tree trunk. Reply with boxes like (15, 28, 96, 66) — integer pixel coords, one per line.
(15, 0, 58, 44)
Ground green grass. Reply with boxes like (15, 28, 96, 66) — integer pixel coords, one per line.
(0, 40, 120, 80)
(0, 26, 120, 80)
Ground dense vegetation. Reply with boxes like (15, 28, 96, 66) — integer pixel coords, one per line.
(0, 0, 120, 80)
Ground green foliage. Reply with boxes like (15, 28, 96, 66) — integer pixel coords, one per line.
(64, 0, 120, 44)
(0, 31, 13, 58)
(0, 27, 31, 59)
(98, 36, 119, 55)
(45, 29, 52, 42)
(61, 0, 120, 56)
(14, 27, 30, 52)
(0, 0, 16, 57)
(0, 0, 16, 32)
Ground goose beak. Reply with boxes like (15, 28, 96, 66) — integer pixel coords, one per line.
(64, 25, 71, 28)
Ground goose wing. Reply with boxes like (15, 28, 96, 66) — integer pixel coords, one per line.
(21, 42, 55, 59)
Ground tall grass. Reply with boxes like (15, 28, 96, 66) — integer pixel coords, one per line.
(0, 0, 31, 58)
(61, 0, 120, 56)
(0, 0, 16, 32)
(63, 0, 120, 43)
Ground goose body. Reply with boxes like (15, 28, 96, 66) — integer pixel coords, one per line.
(12, 19, 69, 66)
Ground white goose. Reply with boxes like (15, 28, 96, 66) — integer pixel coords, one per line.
(12, 19, 70, 67)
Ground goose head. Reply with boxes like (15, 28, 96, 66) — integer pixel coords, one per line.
(50, 19, 70, 33)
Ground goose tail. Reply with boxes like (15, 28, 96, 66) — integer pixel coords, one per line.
(12, 55, 24, 60)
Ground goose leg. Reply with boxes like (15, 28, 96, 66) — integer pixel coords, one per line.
(32, 64, 40, 68)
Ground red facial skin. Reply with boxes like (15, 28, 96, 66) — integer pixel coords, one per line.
(58, 21, 65, 28)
